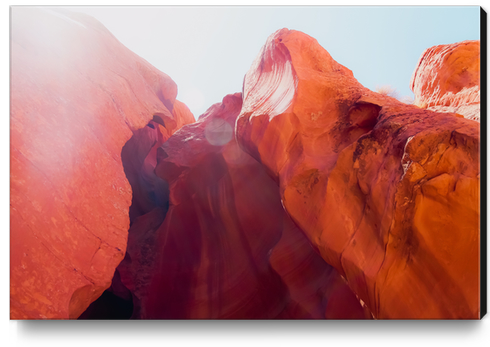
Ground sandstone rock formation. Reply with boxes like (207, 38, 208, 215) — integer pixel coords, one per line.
(10, 8, 193, 319)
(102, 93, 368, 319)
(236, 29, 480, 319)
(11, 9, 480, 320)
(410, 40, 480, 121)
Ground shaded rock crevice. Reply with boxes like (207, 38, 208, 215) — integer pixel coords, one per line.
(78, 119, 172, 319)
(120, 93, 369, 319)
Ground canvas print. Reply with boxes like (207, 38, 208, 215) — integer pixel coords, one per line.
(10, 6, 483, 319)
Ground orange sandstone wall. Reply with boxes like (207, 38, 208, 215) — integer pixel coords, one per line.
(236, 29, 480, 319)
(410, 40, 480, 121)
(10, 8, 193, 319)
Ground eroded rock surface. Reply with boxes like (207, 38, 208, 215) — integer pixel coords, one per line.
(410, 40, 480, 121)
(236, 29, 480, 319)
(113, 93, 368, 319)
(10, 8, 193, 319)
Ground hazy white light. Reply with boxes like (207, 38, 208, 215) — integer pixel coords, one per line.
(179, 87, 206, 114)
(204, 118, 233, 146)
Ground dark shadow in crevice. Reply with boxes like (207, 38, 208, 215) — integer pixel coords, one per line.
(78, 119, 170, 319)
(77, 289, 133, 320)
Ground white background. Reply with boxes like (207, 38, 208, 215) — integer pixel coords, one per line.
(3, 1, 489, 346)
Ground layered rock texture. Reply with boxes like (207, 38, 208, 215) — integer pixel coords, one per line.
(93, 93, 369, 319)
(11, 10, 480, 320)
(410, 40, 480, 121)
(236, 29, 480, 319)
(10, 8, 193, 319)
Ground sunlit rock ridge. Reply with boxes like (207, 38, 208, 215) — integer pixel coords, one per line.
(10, 8, 480, 319)
(410, 40, 480, 121)
(236, 29, 479, 319)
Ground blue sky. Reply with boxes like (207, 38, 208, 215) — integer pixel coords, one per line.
(67, 6, 480, 119)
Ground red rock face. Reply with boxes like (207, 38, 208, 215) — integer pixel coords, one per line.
(11, 10, 480, 320)
(410, 40, 480, 121)
(237, 29, 480, 319)
(10, 8, 193, 319)
(111, 93, 368, 319)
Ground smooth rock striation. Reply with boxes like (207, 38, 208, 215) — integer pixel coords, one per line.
(236, 29, 480, 319)
(10, 8, 193, 319)
(410, 40, 480, 121)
